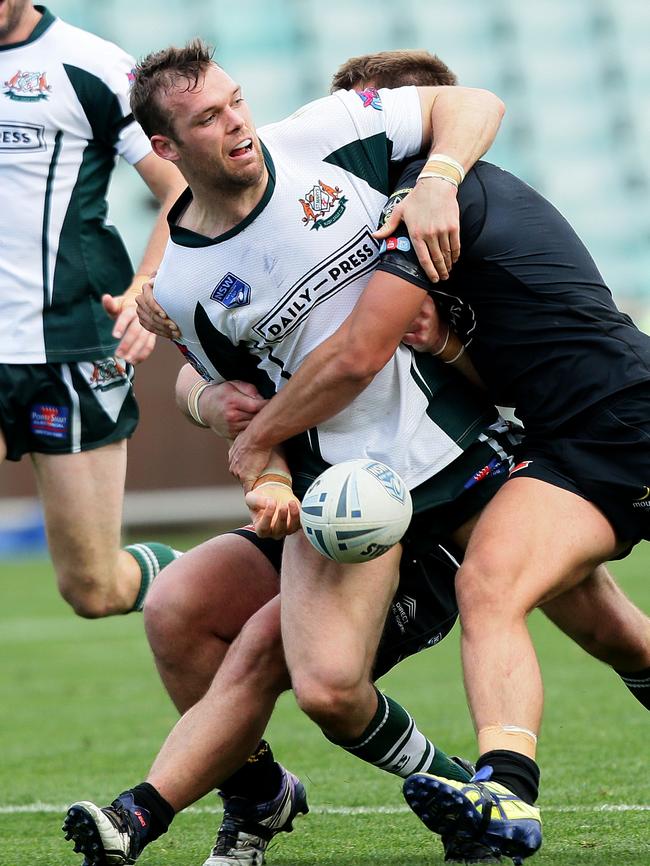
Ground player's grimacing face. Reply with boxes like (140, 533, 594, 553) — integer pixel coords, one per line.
(0, 0, 33, 39)
(165, 65, 264, 190)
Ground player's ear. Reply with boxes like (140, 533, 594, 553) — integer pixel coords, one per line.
(150, 134, 180, 163)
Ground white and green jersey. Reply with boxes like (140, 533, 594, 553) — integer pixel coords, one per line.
(0, 6, 151, 363)
(156, 86, 496, 489)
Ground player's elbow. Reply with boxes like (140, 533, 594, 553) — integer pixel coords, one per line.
(335, 343, 387, 386)
(485, 89, 506, 121)
(467, 86, 506, 120)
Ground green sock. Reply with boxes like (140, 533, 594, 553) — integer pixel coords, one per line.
(328, 687, 471, 781)
(124, 542, 182, 612)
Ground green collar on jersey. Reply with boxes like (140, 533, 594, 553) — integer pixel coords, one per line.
(168, 140, 276, 248)
(0, 6, 55, 52)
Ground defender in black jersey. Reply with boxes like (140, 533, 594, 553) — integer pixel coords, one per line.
(377, 158, 650, 540)
(370, 160, 650, 860)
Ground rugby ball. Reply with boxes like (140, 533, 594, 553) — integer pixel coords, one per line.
(300, 459, 413, 563)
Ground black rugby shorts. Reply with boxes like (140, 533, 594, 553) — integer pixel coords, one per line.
(506, 381, 650, 547)
(227, 527, 460, 679)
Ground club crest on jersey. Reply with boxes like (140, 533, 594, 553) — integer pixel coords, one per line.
(211, 273, 251, 309)
(356, 87, 382, 110)
(89, 358, 130, 391)
(173, 341, 213, 381)
(4, 70, 52, 101)
(364, 461, 407, 504)
(299, 180, 348, 231)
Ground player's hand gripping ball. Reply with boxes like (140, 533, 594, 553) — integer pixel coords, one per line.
(300, 459, 413, 563)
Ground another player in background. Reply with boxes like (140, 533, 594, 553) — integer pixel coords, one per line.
(0, 2, 186, 616)
(227, 78, 650, 866)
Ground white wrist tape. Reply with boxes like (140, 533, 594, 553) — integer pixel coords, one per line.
(426, 152, 466, 183)
(187, 380, 210, 427)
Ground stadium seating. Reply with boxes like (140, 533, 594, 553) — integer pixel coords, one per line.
(55, 0, 647, 311)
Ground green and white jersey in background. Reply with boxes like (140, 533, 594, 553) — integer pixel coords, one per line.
(156, 86, 497, 490)
(0, 6, 151, 363)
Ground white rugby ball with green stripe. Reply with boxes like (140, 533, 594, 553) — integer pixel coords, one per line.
(300, 459, 413, 563)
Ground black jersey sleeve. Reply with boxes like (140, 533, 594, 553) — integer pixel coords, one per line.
(376, 159, 489, 287)
(376, 160, 484, 344)
(375, 160, 431, 291)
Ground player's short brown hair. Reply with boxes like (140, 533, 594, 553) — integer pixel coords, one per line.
(130, 38, 215, 139)
(330, 49, 458, 93)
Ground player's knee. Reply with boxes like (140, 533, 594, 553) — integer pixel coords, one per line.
(292, 672, 364, 728)
(455, 556, 526, 627)
(58, 578, 112, 619)
(230, 613, 288, 688)
(143, 584, 191, 666)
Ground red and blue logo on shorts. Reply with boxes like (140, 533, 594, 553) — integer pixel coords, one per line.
(30, 404, 69, 439)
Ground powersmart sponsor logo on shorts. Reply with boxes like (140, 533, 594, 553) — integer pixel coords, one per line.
(252, 226, 379, 343)
(30, 404, 69, 439)
(0, 121, 46, 152)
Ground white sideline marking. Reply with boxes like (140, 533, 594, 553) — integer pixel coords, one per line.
(2, 802, 649, 815)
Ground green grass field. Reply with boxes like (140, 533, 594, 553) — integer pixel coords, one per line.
(1, 532, 649, 866)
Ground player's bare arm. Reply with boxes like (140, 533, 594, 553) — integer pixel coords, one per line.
(228, 271, 428, 488)
(102, 154, 185, 362)
(375, 86, 504, 283)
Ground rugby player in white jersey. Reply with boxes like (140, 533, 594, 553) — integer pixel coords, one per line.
(62, 44, 648, 863)
(0, 2, 186, 616)
(61, 39, 513, 866)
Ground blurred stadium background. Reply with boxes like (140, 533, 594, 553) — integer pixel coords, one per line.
(2, 0, 650, 547)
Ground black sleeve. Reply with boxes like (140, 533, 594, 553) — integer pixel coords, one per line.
(375, 160, 431, 291)
(376, 159, 489, 289)
(375, 160, 486, 344)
